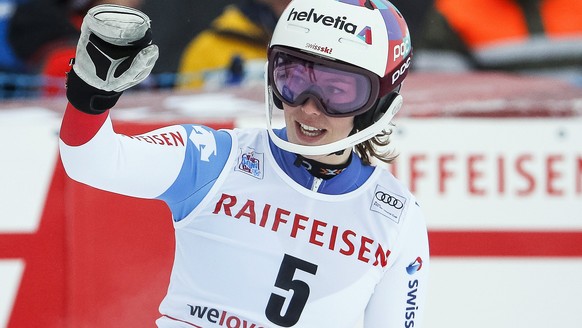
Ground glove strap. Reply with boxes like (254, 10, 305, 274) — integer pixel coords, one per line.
(66, 66, 123, 114)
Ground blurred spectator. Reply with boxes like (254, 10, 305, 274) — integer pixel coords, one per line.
(139, 0, 233, 76)
(0, 0, 142, 98)
(0, 0, 434, 98)
(414, 0, 582, 85)
(0, 0, 27, 73)
(176, 0, 290, 90)
(176, 0, 433, 90)
(390, 0, 434, 50)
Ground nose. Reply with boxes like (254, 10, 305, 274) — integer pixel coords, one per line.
(300, 98, 323, 115)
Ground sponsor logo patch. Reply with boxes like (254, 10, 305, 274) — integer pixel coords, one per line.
(287, 7, 359, 34)
(357, 26, 372, 45)
(236, 148, 263, 179)
(406, 257, 423, 275)
(370, 184, 406, 223)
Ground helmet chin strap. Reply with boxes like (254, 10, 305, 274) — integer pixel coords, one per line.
(265, 85, 403, 156)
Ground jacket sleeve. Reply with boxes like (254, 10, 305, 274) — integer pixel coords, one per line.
(364, 201, 430, 328)
(59, 102, 232, 217)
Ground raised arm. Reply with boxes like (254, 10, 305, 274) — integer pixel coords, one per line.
(59, 5, 233, 219)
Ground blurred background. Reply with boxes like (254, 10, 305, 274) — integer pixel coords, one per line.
(0, 0, 581, 327)
(1, 0, 580, 96)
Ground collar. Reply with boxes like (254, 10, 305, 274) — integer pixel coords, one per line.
(269, 128, 374, 194)
(293, 154, 352, 180)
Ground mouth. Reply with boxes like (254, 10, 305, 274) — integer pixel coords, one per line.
(298, 122, 326, 138)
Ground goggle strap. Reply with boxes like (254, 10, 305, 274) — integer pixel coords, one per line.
(379, 53, 411, 97)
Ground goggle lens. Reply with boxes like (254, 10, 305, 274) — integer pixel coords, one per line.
(270, 49, 377, 117)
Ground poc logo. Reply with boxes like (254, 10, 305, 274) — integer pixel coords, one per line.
(391, 56, 412, 84)
(393, 38, 411, 61)
(391, 36, 412, 84)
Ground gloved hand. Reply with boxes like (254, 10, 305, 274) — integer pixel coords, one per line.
(66, 4, 159, 114)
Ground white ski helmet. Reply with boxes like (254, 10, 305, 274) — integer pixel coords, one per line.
(265, 0, 412, 156)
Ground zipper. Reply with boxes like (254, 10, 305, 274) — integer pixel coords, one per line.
(310, 177, 323, 192)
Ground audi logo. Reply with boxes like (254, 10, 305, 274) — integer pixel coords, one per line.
(375, 191, 404, 209)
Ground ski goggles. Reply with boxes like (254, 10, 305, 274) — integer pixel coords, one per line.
(268, 46, 381, 117)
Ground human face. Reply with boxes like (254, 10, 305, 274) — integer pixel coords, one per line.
(283, 99, 354, 164)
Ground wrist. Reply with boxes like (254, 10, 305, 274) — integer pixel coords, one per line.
(66, 66, 123, 114)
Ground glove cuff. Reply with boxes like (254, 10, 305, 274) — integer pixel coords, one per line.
(66, 67, 123, 114)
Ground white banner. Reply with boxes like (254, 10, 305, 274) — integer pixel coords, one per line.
(389, 118, 582, 230)
(0, 108, 60, 232)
